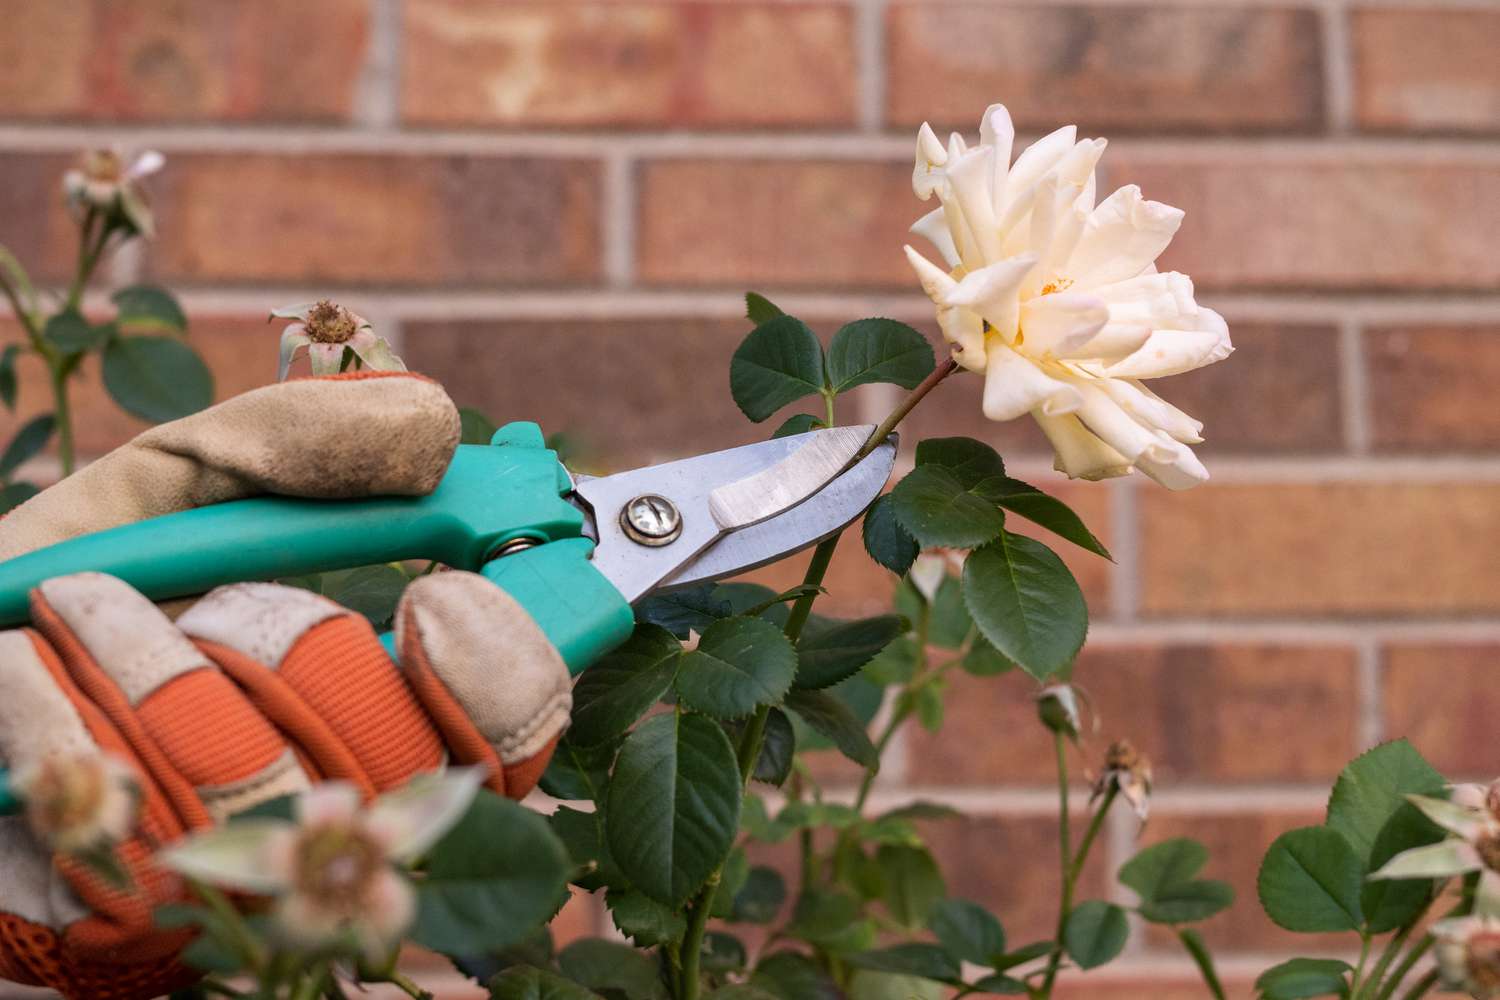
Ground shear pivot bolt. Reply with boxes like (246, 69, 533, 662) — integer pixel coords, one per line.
(622, 494, 682, 547)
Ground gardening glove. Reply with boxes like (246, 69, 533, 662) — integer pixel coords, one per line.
(0, 372, 574, 999)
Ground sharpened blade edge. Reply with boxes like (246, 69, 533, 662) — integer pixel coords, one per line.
(707, 425, 870, 530)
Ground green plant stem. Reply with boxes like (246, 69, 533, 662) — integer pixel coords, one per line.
(64, 211, 109, 313)
(679, 872, 720, 1000)
(1397, 969, 1439, 1000)
(385, 970, 433, 999)
(1360, 912, 1424, 1000)
(0, 267, 39, 340)
(1038, 730, 1073, 997)
(855, 357, 960, 462)
(823, 390, 836, 429)
(191, 880, 267, 975)
(1375, 934, 1435, 1000)
(1068, 785, 1117, 885)
(49, 363, 75, 476)
(1351, 932, 1374, 995)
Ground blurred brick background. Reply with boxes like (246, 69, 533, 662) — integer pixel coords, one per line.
(2, 0, 1498, 997)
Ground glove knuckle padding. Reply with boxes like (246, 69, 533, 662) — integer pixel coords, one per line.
(394, 572, 572, 799)
(0, 373, 461, 562)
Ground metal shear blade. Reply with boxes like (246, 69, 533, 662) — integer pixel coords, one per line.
(572, 425, 896, 603)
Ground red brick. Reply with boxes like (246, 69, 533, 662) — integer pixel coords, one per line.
(148, 154, 601, 287)
(923, 812, 1107, 943)
(906, 644, 1359, 787)
(887, 4, 1324, 134)
(637, 160, 915, 289)
(1367, 325, 1500, 451)
(1139, 809, 1346, 954)
(1109, 152, 1500, 292)
(1141, 484, 1500, 616)
(402, 2, 856, 128)
(0, 153, 90, 284)
(5, 315, 278, 462)
(1383, 645, 1500, 778)
(0, 0, 369, 122)
(1353, 8, 1500, 135)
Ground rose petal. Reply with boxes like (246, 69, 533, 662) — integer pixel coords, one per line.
(278, 326, 312, 381)
(982, 342, 1083, 422)
(946, 145, 1003, 262)
(348, 329, 407, 373)
(1072, 382, 1179, 464)
(359, 869, 417, 959)
(368, 766, 487, 863)
(1104, 310, 1234, 379)
(1068, 185, 1184, 288)
(977, 103, 1016, 215)
(1135, 440, 1210, 491)
(1092, 271, 1198, 328)
(909, 208, 961, 270)
(945, 254, 1037, 341)
(297, 782, 362, 827)
(1019, 291, 1108, 359)
(126, 150, 165, 180)
(1407, 794, 1489, 841)
(158, 820, 293, 893)
(1034, 411, 1133, 482)
(1369, 839, 1483, 880)
(913, 123, 948, 200)
(307, 342, 348, 376)
(1096, 378, 1204, 444)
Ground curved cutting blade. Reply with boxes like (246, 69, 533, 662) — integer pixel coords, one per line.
(574, 426, 893, 602)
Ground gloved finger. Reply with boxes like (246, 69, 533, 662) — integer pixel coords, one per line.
(26, 573, 308, 829)
(394, 572, 572, 799)
(0, 372, 460, 562)
(177, 583, 445, 797)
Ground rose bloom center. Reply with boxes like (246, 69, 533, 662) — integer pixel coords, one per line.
(1468, 932, 1500, 992)
(1477, 832, 1500, 873)
(304, 302, 359, 345)
(293, 824, 384, 910)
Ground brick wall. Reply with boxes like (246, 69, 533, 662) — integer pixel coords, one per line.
(2, 1, 1498, 997)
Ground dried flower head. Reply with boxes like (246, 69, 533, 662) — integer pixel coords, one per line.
(1370, 782, 1500, 917)
(1036, 683, 1085, 741)
(1435, 916, 1500, 998)
(161, 769, 485, 960)
(17, 752, 140, 854)
(62, 148, 164, 239)
(1092, 739, 1154, 822)
(272, 300, 406, 380)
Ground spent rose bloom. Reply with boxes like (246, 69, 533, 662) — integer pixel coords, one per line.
(17, 752, 140, 855)
(161, 768, 485, 959)
(1091, 739, 1153, 822)
(1369, 779, 1500, 916)
(273, 300, 406, 380)
(1434, 915, 1500, 998)
(905, 104, 1232, 489)
(63, 148, 164, 238)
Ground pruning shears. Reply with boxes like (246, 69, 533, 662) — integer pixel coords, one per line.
(0, 420, 897, 809)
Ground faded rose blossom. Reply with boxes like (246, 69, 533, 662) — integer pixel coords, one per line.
(905, 104, 1231, 489)
(161, 768, 485, 959)
(1369, 779, 1500, 916)
(62, 148, 164, 238)
(16, 752, 140, 855)
(1036, 683, 1085, 741)
(273, 300, 406, 380)
(1434, 915, 1500, 998)
(1091, 739, 1153, 822)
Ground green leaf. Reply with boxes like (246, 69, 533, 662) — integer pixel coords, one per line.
(772, 413, 824, 439)
(732, 866, 787, 924)
(0, 414, 54, 479)
(1253, 958, 1352, 999)
(102, 335, 214, 422)
(745, 291, 785, 326)
(43, 310, 111, 354)
(878, 801, 963, 823)
(539, 737, 618, 802)
(795, 615, 906, 690)
(963, 533, 1088, 680)
(984, 477, 1112, 560)
(0, 482, 39, 514)
(1257, 826, 1364, 932)
(730, 315, 827, 422)
(607, 888, 686, 946)
(569, 624, 681, 747)
(112, 285, 187, 332)
(864, 634, 919, 686)
(411, 791, 571, 955)
(752, 708, 795, 786)
(0, 344, 17, 410)
(785, 688, 878, 769)
(460, 406, 498, 445)
(1119, 838, 1209, 899)
(846, 944, 960, 983)
(890, 465, 1005, 549)
(968, 972, 1028, 995)
(862, 494, 918, 576)
(1140, 879, 1234, 925)
(751, 952, 841, 1000)
(929, 898, 1006, 966)
(701, 931, 747, 974)
(676, 616, 798, 719)
(787, 890, 878, 953)
(915, 437, 1006, 488)
(605, 712, 741, 905)
(826, 318, 935, 394)
(1325, 740, 1446, 932)
(848, 972, 946, 1000)
(961, 635, 1012, 677)
(317, 564, 407, 628)
(558, 939, 667, 999)
(878, 844, 946, 929)
(1062, 901, 1129, 970)
(635, 585, 731, 639)
(1178, 928, 1226, 1000)
(550, 805, 623, 892)
(490, 966, 605, 1000)
(927, 573, 972, 649)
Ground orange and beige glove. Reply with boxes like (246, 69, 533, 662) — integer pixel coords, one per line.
(0, 373, 573, 999)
